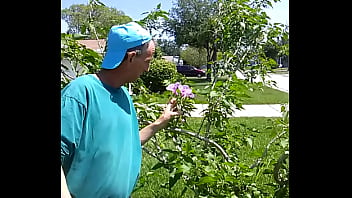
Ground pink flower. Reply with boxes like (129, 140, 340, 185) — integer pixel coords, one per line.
(166, 82, 181, 95)
(178, 85, 195, 98)
(166, 82, 195, 98)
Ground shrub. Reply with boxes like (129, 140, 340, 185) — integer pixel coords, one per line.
(140, 58, 180, 93)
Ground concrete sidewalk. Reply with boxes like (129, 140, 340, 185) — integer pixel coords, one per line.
(188, 72, 289, 117)
(189, 104, 288, 117)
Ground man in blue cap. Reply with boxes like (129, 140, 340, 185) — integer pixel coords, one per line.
(61, 22, 181, 198)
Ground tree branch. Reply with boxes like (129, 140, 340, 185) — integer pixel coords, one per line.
(250, 130, 288, 169)
(88, 1, 105, 52)
(169, 127, 233, 163)
(142, 146, 166, 163)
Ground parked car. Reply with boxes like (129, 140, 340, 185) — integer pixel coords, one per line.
(199, 65, 208, 71)
(176, 65, 206, 77)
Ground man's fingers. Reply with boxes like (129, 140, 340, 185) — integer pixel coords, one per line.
(164, 98, 182, 116)
(166, 98, 177, 109)
(168, 98, 177, 105)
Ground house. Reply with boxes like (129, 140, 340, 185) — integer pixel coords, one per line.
(77, 39, 106, 54)
(162, 55, 183, 65)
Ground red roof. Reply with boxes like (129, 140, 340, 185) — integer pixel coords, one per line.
(77, 39, 106, 52)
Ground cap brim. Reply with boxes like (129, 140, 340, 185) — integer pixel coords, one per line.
(101, 49, 126, 69)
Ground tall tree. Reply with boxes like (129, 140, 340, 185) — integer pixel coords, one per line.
(61, 3, 132, 39)
(180, 46, 207, 67)
(165, 0, 217, 81)
(166, 0, 288, 81)
(264, 24, 289, 68)
(156, 39, 180, 56)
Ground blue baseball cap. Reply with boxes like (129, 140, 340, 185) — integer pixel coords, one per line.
(101, 22, 152, 69)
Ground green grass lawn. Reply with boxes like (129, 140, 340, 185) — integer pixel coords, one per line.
(271, 67, 289, 74)
(242, 85, 288, 104)
(187, 74, 288, 104)
(143, 77, 288, 104)
(132, 117, 287, 197)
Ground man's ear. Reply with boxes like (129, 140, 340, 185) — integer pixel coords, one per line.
(127, 51, 137, 62)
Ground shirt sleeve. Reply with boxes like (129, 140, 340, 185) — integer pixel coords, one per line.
(61, 95, 86, 168)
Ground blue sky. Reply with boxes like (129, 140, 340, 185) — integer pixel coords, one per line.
(61, 0, 289, 33)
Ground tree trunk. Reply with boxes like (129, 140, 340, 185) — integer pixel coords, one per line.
(206, 46, 212, 82)
(211, 47, 217, 80)
(206, 44, 217, 82)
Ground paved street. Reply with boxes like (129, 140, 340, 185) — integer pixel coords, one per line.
(236, 70, 289, 93)
(258, 73, 289, 93)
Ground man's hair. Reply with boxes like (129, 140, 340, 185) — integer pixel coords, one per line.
(122, 40, 152, 62)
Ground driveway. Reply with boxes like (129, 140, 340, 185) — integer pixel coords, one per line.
(235, 70, 289, 93)
(265, 73, 289, 93)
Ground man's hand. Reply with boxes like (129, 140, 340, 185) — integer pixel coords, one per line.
(156, 98, 182, 129)
(161, 98, 182, 122)
(140, 98, 181, 145)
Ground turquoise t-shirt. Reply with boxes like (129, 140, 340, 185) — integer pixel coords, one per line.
(61, 74, 141, 198)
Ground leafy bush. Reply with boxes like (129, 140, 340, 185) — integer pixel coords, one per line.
(61, 33, 102, 88)
(140, 58, 180, 93)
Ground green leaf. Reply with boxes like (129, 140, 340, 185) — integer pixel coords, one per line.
(280, 139, 289, 148)
(163, 149, 178, 154)
(151, 162, 164, 170)
(181, 186, 188, 197)
(224, 175, 237, 182)
(182, 155, 194, 163)
(146, 171, 155, 176)
(169, 172, 182, 189)
(246, 137, 253, 148)
(215, 80, 223, 87)
(262, 168, 273, 174)
(204, 166, 213, 174)
(240, 22, 245, 29)
(210, 91, 219, 97)
(243, 172, 255, 177)
(198, 176, 217, 184)
(176, 164, 191, 174)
